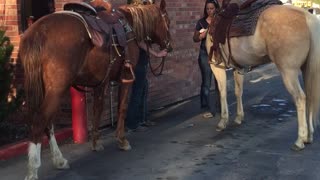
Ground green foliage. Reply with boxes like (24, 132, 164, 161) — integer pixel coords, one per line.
(0, 30, 23, 121)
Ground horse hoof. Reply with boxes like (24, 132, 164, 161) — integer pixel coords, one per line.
(25, 175, 38, 180)
(118, 139, 132, 151)
(216, 126, 224, 132)
(24, 174, 38, 180)
(291, 143, 305, 151)
(92, 144, 104, 151)
(55, 159, 70, 169)
(306, 137, 313, 144)
(234, 119, 242, 125)
(216, 121, 227, 131)
(216, 125, 226, 131)
(119, 144, 132, 151)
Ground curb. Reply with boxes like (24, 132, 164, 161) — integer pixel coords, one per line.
(0, 128, 73, 161)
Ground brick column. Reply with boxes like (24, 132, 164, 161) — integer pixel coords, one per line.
(0, 0, 20, 60)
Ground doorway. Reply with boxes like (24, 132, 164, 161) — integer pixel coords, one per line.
(21, 0, 55, 31)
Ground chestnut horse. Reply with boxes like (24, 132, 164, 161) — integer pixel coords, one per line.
(20, 0, 171, 179)
(206, 4, 320, 151)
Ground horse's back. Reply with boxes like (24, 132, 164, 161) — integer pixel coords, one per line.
(258, 5, 310, 39)
(21, 13, 91, 51)
(20, 13, 93, 67)
(255, 5, 311, 65)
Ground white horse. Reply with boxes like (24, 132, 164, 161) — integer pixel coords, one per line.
(206, 4, 320, 151)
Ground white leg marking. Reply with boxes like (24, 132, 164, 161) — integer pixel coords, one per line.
(25, 143, 41, 180)
(48, 126, 69, 169)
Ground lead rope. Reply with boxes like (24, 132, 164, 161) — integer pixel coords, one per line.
(145, 41, 166, 77)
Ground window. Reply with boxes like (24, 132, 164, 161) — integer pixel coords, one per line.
(20, 0, 55, 32)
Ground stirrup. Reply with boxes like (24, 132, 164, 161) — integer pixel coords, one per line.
(121, 61, 135, 83)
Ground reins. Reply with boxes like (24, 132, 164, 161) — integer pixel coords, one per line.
(142, 8, 169, 77)
(149, 56, 165, 76)
(145, 43, 166, 76)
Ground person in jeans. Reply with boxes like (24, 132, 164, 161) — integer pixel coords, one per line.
(193, 0, 220, 118)
(126, 44, 167, 131)
(125, 0, 168, 132)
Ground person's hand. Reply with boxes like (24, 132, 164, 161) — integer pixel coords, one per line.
(199, 28, 207, 34)
(199, 28, 207, 40)
(156, 49, 168, 58)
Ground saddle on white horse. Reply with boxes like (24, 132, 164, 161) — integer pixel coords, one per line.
(209, 0, 283, 70)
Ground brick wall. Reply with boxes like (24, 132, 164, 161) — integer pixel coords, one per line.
(1, 0, 213, 128)
(0, 0, 20, 59)
(147, 0, 208, 109)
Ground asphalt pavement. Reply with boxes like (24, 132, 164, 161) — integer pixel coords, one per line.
(1, 64, 320, 180)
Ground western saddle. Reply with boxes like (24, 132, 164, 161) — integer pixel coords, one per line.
(62, 2, 136, 84)
(209, 0, 283, 72)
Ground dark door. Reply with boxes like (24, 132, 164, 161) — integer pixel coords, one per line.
(21, 0, 55, 31)
(32, 0, 55, 21)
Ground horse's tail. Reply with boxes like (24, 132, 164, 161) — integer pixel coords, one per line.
(305, 15, 320, 126)
(20, 30, 46, 112)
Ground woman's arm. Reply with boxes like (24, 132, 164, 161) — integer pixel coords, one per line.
(193, 28, 207, 42)
(193, 30, 201, 42)
(138, 41, 168, 58)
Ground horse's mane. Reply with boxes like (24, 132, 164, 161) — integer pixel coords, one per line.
(126, 5, 161, 42)
(130, 0, 154, 5)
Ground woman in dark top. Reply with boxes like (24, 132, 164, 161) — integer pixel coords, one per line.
(193, 0, 220, 118)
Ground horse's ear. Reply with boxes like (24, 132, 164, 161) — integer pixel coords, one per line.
(160, 0, 166, 11)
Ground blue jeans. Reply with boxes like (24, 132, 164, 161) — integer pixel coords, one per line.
(126, 49, 149, 129)
(198, 48, 220, 112)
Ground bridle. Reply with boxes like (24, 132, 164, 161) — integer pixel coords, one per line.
(146, 10, 171, 76)
(160, 11, 172, 51)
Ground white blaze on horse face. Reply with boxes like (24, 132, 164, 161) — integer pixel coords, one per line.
(26, 143, 41, 180)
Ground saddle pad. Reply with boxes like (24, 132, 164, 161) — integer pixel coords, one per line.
(229, 0, 282, 37)
(83, 15, 111, 34)
(112, 23, 127, 47)
(96, 11, 127, 47)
